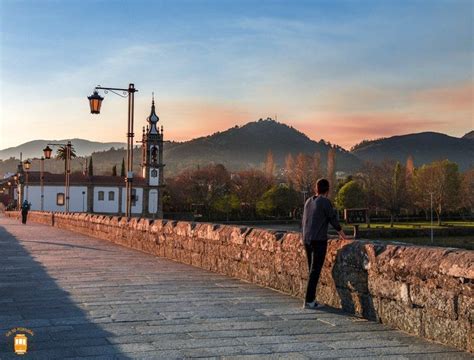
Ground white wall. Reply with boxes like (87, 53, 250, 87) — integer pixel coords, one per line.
(148, 189, 158, 213)
(121, 187, 143, 214)
(148, 168, 160, 186)
(22, 185, 144, 214)
(93, 187, 119, 213)
(26, 185, 88, 212)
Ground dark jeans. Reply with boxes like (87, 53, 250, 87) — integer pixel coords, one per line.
(21, 211, 28, 224)
(304, 241, 328, 303)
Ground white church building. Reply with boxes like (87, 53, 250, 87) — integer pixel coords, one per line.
(8, 98, 165, 218)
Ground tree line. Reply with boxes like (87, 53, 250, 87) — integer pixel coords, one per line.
(163, 151, 473, 224)
(335, 157, 473, 226)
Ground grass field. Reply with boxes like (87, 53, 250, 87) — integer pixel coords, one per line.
(341, 221, 474, 231)
(374, 236, 474, 250)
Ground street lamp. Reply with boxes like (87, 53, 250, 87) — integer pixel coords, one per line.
(23, 160, 31, 170)
(43, 145, 53, 160)
(88, 83, 138, 217)
(87, 91, 104, 114)
(43, 142, 72, 212)
(23, 160, 31, 201)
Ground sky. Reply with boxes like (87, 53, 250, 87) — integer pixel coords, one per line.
(0, 0, 473, 151)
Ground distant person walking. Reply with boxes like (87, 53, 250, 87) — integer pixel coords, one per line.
(302, 178, 346, 309)
(21, 200, 30, 224)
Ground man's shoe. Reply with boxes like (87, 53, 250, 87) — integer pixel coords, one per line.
(303, 301, 320, 309)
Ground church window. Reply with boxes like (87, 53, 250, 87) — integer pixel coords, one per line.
(98, 191, 104, 201)
(108, 191, 115, 201)
(151, 146, 158, 163)
(131, 189, 138, 206)
(56, 193, 65, 206)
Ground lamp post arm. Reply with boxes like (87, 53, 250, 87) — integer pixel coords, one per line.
(95, 86, 136, 92)
(95, 85, 138, 98)
(47, 142, 68, 147)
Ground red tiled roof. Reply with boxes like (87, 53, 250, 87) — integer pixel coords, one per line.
(24, 172, 147, 186)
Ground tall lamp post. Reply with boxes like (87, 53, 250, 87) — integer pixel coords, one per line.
(88, 83, 138, 217)
(40, 156, 45, 211)
(24, 157, 45, 210)
(43, 142, 72, 212)
(23, 160, 31, 201)
(430, 192, 434, 245)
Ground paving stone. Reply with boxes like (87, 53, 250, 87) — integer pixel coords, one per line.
(223, 354, 309, 360)
(152, 337, 243, 351)
(0, 216, 469, 359)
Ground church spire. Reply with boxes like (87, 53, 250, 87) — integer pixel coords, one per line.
(147, 93, 159, 134)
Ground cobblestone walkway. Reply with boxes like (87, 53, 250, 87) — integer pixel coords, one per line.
(0, 216, 471, 359)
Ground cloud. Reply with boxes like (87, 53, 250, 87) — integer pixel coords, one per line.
(413, 82, 474, 112)
(155, 99, 255, 141)
(296, 112, 443, 150)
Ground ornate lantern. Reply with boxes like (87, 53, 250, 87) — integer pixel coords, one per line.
(43, 146, 53, 159)
(88, 90, 104, 114)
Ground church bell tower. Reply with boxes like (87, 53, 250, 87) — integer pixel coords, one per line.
(141, 94, 164, 218)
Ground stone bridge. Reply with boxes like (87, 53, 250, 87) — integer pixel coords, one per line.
(0, 212, 472, 359)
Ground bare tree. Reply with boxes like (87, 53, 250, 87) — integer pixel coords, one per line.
(284, 153, 295, 187)
(313, 152, 322, 181)
(326, 148, 336, 199)
(460, 168, 474, 213)
(264, 150, 275, 180)
(354, 161, 382, 228)
(413, 160, 461, 225)
(373, 161, 406, 227)
(293, 153, 313, 194)
(234, 169, 273, 218)
(406, 155, 415, 181)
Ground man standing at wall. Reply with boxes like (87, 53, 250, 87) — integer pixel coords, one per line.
(302, 178, 347, 309)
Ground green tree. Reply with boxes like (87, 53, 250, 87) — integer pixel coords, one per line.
(212, 193, 240, 221)
(56, 145, 77, 173)
(335, 180, 366, 210)
(56, 145, 77, 160)
(256, 184, 299, 217)
(120, 158, 126, 177)
(112, 164, 117, 176)
(88, 157, 94, 177)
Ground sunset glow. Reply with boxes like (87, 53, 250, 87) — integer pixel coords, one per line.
(1, 0, 472, 150)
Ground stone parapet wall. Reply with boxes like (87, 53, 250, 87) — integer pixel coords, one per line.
(5, 211, 473, 352)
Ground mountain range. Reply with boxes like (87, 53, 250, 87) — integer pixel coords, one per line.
(352, 131, 474, 170)
(0, 139, 126, 160)
(1, 120, 472, 177)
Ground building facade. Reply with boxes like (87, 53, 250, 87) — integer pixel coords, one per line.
(2, 98, 164, 217)
(12, 172, 146, 215)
